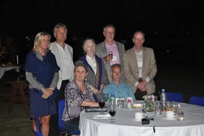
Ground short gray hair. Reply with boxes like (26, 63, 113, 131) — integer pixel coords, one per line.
(132, 30, 145, 38)
(53, 23, 68, 35)
(110, 64, 122, 72)
(82, 38, 96, 51)
(103, 24, 116, 33)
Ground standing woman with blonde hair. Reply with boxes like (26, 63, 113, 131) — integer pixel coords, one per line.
(24, 32, 60, 136)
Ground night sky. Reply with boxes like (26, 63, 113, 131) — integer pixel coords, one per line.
(0, 0, 204, 63)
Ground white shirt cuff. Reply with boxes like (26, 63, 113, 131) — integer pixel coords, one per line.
(134, 81, 139, 87)
(145, 77, 150, 83)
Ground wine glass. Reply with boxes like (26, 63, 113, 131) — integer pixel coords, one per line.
(99, 98, 105, 114)
(109, 102, 116, 123)
(141, 102, 147, 117)
(108, 51, 113, 56)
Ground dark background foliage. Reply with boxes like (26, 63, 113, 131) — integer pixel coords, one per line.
(0, 0, 204, 63)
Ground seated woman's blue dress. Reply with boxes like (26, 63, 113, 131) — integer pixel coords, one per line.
(24, 50, 60, 117)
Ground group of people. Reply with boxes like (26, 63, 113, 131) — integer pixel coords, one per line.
(24, 23, 157, 136)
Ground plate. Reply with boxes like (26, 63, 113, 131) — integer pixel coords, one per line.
(133, 118, 142, 121)
(132, 104, 142, 109)
(95, 114, 111, 118)
(163, 117, 176, 120)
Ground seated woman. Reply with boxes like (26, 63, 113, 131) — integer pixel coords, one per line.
(75, 39, 109, 101)
(62, 63, 99, 132)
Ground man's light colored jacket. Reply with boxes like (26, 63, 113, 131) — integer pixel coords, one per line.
(50, 42, 74, 89)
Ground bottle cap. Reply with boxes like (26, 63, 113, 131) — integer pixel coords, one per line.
(162, 89, 165, 92)
(111, 92, 114, 95)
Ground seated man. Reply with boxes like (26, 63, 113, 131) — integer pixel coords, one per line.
(103, 64, 136, 101)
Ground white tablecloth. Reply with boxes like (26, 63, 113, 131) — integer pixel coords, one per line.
(79, 102, 204, 136)
(0, 66, 20, 79)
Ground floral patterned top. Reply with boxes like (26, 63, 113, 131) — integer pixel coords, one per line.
(62, 80, 95, 121)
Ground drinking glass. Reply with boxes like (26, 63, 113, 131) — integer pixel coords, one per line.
(171, 101, 178, 115)
(109, 102, 116, 123)
(166, 101, 172, 111)
(99, 99, 105, 114)
(103, 93, 109, 102)
(177, 110, 184, 121)
(108, 51, 113, 55)
(154, 101, 161, 116)
(117, 98, 125, 108)
(141, 102, 147, 117)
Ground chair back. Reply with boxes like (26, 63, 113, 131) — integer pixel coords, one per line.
(58, 100, 67, 131)
(58, 99, 80, 135)
(166, 92, 183, 102)
(33, 115, 43, 136)
(189, 96, 204, 106)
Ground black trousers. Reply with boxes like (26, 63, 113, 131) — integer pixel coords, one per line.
(134, 88, 147, 100)
(64, 116, 80, 132)
(49, 80, 69, 136)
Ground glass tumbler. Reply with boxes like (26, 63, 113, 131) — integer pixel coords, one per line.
(154, 101, 162, 116)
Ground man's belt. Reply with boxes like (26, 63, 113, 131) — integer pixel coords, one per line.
(62, 79, 69, 83)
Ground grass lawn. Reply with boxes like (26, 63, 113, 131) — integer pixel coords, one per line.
(0, 97, 31, 136)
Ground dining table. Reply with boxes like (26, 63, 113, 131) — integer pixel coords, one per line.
(0, 65, 20, 79)
(79, 101, 204, 136)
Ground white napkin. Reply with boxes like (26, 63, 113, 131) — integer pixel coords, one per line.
(93, 114, 111, 119)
